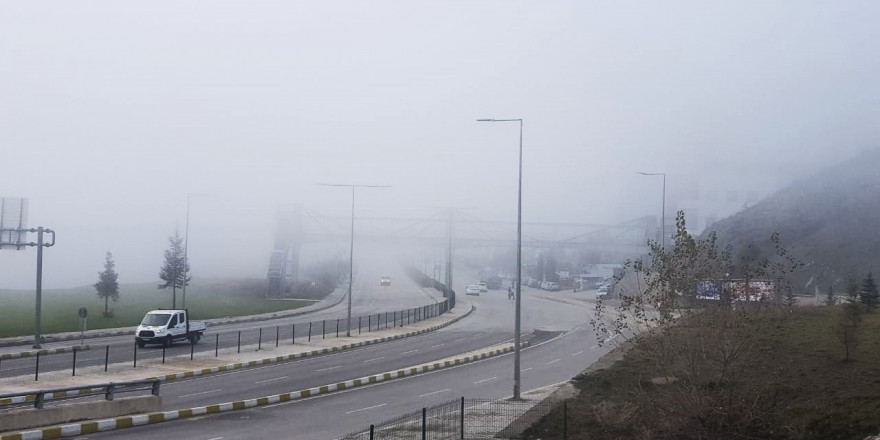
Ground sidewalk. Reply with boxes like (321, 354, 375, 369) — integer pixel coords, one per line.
(0, 297, 472, 395)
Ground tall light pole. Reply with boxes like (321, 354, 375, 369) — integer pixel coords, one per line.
(637, 172, 666, 250)
(182, 193, 208, 309)
(477, 117, 524, 399)
(318, 183, 390, 337)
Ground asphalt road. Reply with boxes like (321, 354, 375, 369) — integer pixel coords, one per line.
(72, 279, 609, 440)
(0, 261, 443, 378)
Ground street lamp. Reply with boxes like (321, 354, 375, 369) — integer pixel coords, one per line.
(637, 172, 666, 251)
(477, 117, 524, 400)
(318, 183, 390, 337)
(182, 193, 208, 309)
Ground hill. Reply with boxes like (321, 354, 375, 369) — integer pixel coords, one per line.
(704, 148, 880, 293)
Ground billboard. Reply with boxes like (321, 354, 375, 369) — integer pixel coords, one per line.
(0, 197, 29, 250)
(696, 280, 722, 300)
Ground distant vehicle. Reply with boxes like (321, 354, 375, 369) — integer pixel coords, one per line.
(478, 281, 488, 292)
(380, 276, 391, 286)
(136, 309, 206, 348)
(547, 282, 560, 291)
(595, 285, 609, 299)
(466, 285, 481, 296)
(486, 276, 503, 290)
(528, 279, 540, 288)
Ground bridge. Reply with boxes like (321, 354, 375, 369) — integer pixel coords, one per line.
(267, 206, 657, 297)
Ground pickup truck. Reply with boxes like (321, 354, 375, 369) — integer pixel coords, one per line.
(135, 309, 207, 348)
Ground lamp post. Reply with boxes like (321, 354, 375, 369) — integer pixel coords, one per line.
(318, 183, 390, 336)
(182, 193, 208, 309)
(637, 172, 666, 251)
(477, 117, 524, 399)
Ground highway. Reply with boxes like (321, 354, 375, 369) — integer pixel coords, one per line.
(76, 271, 610, 440)
(0, 259, 443, 378)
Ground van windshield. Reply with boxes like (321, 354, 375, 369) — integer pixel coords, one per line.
(141, 313, 171, 326)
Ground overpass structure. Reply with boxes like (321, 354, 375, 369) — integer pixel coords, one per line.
(267, 206, 656, 297)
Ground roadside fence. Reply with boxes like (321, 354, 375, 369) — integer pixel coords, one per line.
(0, 378, 160, 410)
(342, 395, 566, 440)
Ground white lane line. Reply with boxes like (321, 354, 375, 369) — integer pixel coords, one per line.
(363, 356, 385, 363)
(315, 366, 342, 372)
(571, 350, 584, 356)
(521, 367, 533, 372)
(473, 376, 498, 384)
(545, 358, 561, 365)
(429, 343, 444, 348)
(589, 344, 599, 349)
(178, 389, 221, 399)
(207, 437, 224, 440)
(401, 349, 419, 355)
(345, 403, 387, 414)
(418, 388, 451, 397)
(255, 376, 288, 384)
(452, 337, 467, 343)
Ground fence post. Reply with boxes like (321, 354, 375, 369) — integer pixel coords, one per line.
(237, 331, 242, 353)
(359, 316, 362, 334)
(394, 311, 397, 327)
(563, 400, 569, 440)
(258, 328, 263, 350)
(162, 345, 166, 364)
(34, 351, 40, 380)
(322, 320, 326, 339)
(35, 392, 44, 409)
(460, 396, 465, 439)
(368, 315, 371, 332)
(292, 324, 296, 345)
(105, 384, 115, 401)
(369, 424, 374, 440)
(104, 345, 109, 372)
(132, 341, 137, 368)
(422, 407, 427, 440)
(308, 322, 312, 342)
(215, 334, 219, 357)
(72, 347, 77, 376)
(336, 319, 339, 338)
(276, 326, 280, 348)
(152, 380, 161, 396)
(190, 340, 194, 360)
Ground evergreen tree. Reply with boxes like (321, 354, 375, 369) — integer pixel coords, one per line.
(824, 284, 836, 306)
(859, 273, 879, 312)
(158, 231, 190, 308)
(94, 251, 119, 317)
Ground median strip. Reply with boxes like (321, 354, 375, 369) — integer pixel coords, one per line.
(0, 339, 516, 440)
(0, 345, 90, 361)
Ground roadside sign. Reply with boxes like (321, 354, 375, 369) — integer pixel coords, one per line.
(78, 307, 88, 319)
(78, 307, 87, 345)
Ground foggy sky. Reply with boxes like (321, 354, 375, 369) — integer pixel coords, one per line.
(2, 1, 880, 288)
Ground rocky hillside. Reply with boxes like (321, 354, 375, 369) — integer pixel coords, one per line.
(705, 148, 880, 293)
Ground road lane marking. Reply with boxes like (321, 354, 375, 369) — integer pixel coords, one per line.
(545, 358, 561, 365)
(207, 437, 224, 440)
(315, 366, 342, 372)
(363, 356, 385, 363)
(255, 376, 288, 384)
(521, 367, 532, 372)
(345, 403, 387, 414)
(419, 388, 451, 397)
(571, 350, 584, 356)
(452, 338, 467, 343)
(473, 376, 498, 384)
(401, 349, 419, 355)
(429, 343, 444, 348)
(178, 389, 221, 398)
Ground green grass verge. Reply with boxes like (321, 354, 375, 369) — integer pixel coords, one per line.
(524, 306, 880, 440)
(0, 279, 312, 338)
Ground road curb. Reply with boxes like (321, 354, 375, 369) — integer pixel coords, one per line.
(0, 346, 90, 361)
(0, 304, 474, 407)
(0, 335, 508, 440)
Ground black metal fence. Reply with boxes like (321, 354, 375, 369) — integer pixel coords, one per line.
(342, 396, 565, 440)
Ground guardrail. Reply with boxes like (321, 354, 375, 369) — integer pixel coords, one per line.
(0, 379, 160, 410)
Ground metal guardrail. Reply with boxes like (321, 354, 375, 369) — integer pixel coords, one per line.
(0, 379, 160, 410)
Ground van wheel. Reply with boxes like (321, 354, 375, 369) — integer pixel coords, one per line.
(163, 336, 173, 348)
(136, 339, 146, 348)
(189, 334, 199, 345)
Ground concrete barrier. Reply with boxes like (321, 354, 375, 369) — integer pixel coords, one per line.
(0, 395, 160, 432)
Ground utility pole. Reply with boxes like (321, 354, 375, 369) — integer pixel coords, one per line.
(1, 226, 56, 349)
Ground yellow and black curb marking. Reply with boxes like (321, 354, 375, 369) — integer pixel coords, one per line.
(0, 346, 90, 361)
(0, 304, 474, 408)
(0, 339, 510, 440)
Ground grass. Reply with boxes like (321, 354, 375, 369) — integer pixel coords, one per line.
(524, 305, 880, 440)
(0, 278, 313, 338)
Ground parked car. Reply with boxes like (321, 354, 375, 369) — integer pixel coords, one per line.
(466, 285, 481, 296)
(547, 282, 560, 291)
(380, 276, 391, 286)
(478, 281, 488, 292)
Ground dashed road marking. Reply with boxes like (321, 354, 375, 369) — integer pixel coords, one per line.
(430, 343, 444, 348)
(521, 367, 532, 372)
(179, 389, 221, 398)
(315, 366, 342, 372)
(571, 350, 584, 356)
(419, 388, 451, 397)
(255, 376, 288, 384)
(401, 349, 419, 355)
(473, 376, 498, 384)
(545, 358, 561, 365)
(346, 403, 387, 414)
(363, 356, 385, 363)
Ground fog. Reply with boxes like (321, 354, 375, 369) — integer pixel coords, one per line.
(2, 1, 879, 289)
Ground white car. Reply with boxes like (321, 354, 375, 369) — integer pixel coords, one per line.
(466, 285, 481, 296)
(478, 281, 488, 292)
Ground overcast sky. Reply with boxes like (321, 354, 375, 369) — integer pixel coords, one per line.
(2, 1, 879, 289)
